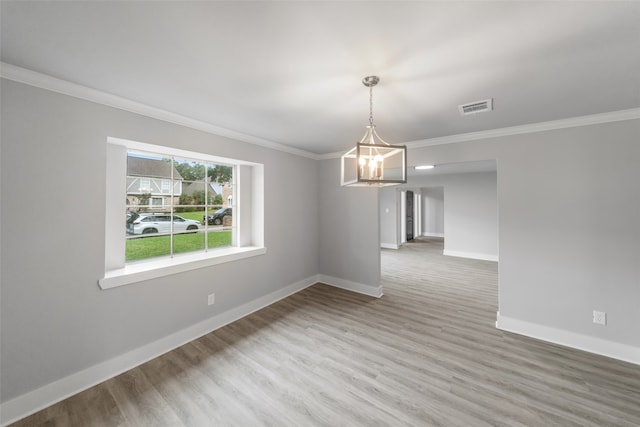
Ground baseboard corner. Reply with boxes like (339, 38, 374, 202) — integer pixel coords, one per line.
(317, 274, 384, 298)
(443, 249, 498, 262)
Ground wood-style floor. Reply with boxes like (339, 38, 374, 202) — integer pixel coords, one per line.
(11, 237, 640, 426)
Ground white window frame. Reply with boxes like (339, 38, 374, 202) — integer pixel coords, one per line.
(100, 137, 265, 290)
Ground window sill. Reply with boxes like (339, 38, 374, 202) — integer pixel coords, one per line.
(98, 246, 266, 290)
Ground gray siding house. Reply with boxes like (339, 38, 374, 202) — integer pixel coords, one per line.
(126, 156, 183, 211)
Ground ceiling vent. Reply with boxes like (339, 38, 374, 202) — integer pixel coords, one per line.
(459, 98, 493, 115)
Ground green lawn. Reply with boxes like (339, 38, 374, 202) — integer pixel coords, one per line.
(175, 211, 207, 222)
(126, 230, 232, 262)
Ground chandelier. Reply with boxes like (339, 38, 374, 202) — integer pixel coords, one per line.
(341, 76, 407, 187)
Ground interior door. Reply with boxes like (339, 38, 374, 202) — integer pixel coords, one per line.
(406, 190, 414, 241)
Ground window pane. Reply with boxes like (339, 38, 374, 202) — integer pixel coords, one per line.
(161, 179, 171, 194)
(139, 178, 151, 192)
(208, 230, 232, 249)
(125, 150, 236, 263)
(173, 229, 205, 255)
(126, 234, 171, 262)
(177, 181, 207, 211)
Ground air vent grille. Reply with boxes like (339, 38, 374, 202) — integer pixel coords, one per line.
(459, 98, 493, 115)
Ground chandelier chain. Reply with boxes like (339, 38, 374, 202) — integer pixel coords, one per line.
(369, 84, 374, 126)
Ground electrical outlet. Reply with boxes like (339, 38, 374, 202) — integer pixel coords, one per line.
(593, 310, 606, 325)
(207, 293, 215, 306)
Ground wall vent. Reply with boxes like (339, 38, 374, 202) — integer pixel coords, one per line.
(459, 98, 493, 115)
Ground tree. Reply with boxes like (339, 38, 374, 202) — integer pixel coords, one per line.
(173, 161, 231, 183)
(207, 165, 232, 184)
(138, 193, 151, 212)
(174, 162, 205, 181)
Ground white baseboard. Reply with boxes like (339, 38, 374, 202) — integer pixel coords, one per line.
(0, 276, 318, 426)
(422, 232, 444, 238)
(318, 274, 384, 298)
(496, 313, 640, 366)
(443, 249, 498, 262)
(380, 242, 399, 249)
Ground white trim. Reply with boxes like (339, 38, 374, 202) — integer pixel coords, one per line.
(0, 275, 319, 426)
(318, 274, 384, 298)
(422, 232, 444, 238)
(380, 242, 400, 250)
(496, 313, 640, 366)
(99, 247, 267, 289)
(406, 108, 640, 149)
(443, 249, 498, 262)
(321, 108, 640, 159)
(0, 62, 319, 160)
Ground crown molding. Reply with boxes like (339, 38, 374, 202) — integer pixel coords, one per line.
(3, 62, 638, 162)
(320, 107, 640, 160)
(0, 62, 321, 160)
(404, 108, 640, 150)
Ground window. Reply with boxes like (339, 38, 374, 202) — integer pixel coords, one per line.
(125, 151, 235, 263)
(139, 178, 151, 192)
(101, 137, 265, 289)
(150, 197, 164, 208)
(161, 179, 171, 194)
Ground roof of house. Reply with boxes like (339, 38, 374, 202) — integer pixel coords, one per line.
(127, 156, 183, 179)
(182, 182, 218, 196)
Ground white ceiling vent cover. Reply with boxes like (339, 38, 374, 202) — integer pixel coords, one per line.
(459, 98, 493, 115)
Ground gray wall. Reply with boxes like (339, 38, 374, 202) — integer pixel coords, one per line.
(0, 80, 319, 402)
(318, 158, 380, 288)
(379, 187, 399, 247)
(441, 173, 497, 258)
(409, 120, 640, 348)
(421, 187, 444, 237)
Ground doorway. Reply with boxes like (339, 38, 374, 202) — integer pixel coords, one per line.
(379, 159, 499, 312)
(406, 190, 414, 241)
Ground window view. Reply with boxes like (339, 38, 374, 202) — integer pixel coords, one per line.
(125, 152, 234, 262)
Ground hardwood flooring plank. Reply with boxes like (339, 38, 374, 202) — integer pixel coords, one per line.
(103, 369, 183, 426)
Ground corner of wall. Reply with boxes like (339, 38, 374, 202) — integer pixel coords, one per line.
(318, 274, 384, 298)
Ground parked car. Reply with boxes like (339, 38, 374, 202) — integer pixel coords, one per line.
(127, 212, 200, 235)
(204, 208, 232, 225)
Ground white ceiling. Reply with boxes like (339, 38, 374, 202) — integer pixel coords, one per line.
(1, 1, 639, 156)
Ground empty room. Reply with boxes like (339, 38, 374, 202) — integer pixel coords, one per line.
(1, 1, 639, 426)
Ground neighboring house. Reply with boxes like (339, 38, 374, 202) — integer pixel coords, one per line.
(207, 181, 233, 208)
(221, 182, 233, 208)
(126, 156, 183, 211)
(181, 181, 219, 205)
